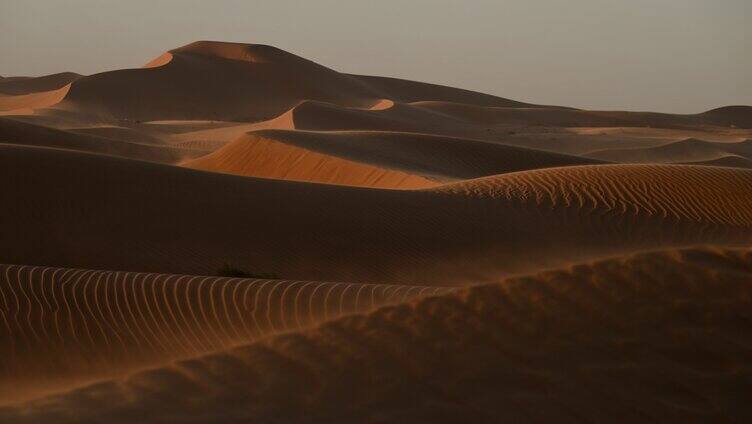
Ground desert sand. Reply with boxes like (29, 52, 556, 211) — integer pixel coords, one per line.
(1, 41, 751, 421)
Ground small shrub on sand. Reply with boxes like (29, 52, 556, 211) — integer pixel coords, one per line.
(216, 263, 279, 279)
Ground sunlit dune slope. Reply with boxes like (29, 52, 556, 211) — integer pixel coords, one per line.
(182, 132, 437, 188)
(0, 86, 70, 114)
(0, 73, 81, 114)
(5, 246, 750, 423)
(182, 130, 600, 186)
(2, 144, 752, 283)
(0, 264, 447, 404)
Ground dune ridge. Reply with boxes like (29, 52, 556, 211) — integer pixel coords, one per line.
(183, 132, 437, 188)
(586, 138, 752, 164)
(182, 129, 602, 186)
(0, 117, 202, 162)
(0, 72, 80, 96)
(0, 263, 448, 404)
(435, 163, 752, 227)
(3, 246, 751, 422)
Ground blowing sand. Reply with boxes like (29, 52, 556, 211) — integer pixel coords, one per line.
(1, 40, 751, 421)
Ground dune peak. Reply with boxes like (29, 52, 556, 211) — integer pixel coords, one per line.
(169, 40, 297, 64)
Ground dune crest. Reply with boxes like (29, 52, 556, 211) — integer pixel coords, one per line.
(183, 132, 437, 188)
(0, 263, 448, 404)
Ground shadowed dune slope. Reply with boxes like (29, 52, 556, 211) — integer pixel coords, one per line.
(0, 72, 80, 96)
(350, 74, 539, 108)
(245, 100, 752, 147)
(411, 102, 752, 129)
(0, 117, 200, 162)
(0, 264, 448, 404)
(701, 106, 752, 128)
(587, 138, 752, 164)
(0, 73, 80, 113)
(681, 155, 752, 169)
(2, 144, 752, 283)
(55, 41, 381, 121)
(5, 247, 751, 423)
(53, 41, 538, 123)
(183, 129, 603, 184)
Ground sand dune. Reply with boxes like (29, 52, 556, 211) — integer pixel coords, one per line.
(701, 105, 752, 128)
(23, 41, 655, 129)
(0, 264, 447, 404)
(3, 246, 750, 422)
(586, 138, 752, 164)
(67, 126, 166, 145)
(681, 155, 752, 169)
(3, 144, 752, 284)
(53, 41, 383, 121)
(183, 129, 602, 185)
(0, 73, 80, 113)
(4, 41, 747, 164)
(183, 132, 437, 188)
(350, 74, 539, 108)
(0, 72, 79, 96)
(0, 86, 71, 114)
(412, 101, 752, 130)
(0, 117, 200, 162)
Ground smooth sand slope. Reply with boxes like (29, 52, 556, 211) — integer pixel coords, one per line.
(0, 72, 79, 113)
(0, 264, 448, 404)
(0, 117, 202, 162)
(0, 86, 71, 114)
(0, 73, 80, 96)
(183, 131, 437, 188)
(586, 138, 752, 166)
(182, 130, 601, 186)
(3, 246, 750, 423)
(3, 144, 752, 284)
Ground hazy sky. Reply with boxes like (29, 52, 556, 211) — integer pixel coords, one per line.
(1, 0, 749, 113)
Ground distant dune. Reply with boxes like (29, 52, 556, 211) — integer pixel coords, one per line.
(0, 117, 201, 162)
(587, 138, 752, 165)
(3, 247, 750, 422)
(1, 40, 751, 421)
(0, 72, 80, 96)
